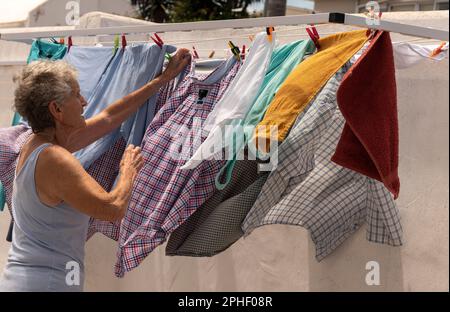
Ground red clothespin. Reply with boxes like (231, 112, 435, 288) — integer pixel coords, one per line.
(150, 33, 172, 60)
(306, 24, 320, 49)
(241, 45, 246, 60)
(121, 34, 127, 49)
(150, 33, 163, 48)
(266, 26, 274, 42)
(192, 46, 200, 59)
(67, 36, 73, 52)
(59, 37, 65, 44)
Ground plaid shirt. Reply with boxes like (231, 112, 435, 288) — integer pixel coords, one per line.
(242, 63, 403, 261)
(115, 58, 240, 277)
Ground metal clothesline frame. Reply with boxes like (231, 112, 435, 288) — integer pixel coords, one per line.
(0, 12, 448, 42)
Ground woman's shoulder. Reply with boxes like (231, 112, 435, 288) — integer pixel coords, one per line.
(38, 143, 77, 168)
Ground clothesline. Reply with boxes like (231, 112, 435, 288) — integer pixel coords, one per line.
(95, 33, 445, 48)
(0, 13, 448, 42)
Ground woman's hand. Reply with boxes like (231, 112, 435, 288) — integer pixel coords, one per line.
(161, 48, 192, 82)
(120, 144, 144, 179)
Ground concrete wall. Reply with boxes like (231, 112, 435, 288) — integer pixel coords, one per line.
(27, 0, 136, 27)
(0, 11, 448, 291)
(314, 0, 357, 13)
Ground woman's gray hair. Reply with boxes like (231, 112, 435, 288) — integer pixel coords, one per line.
(13, 59, 78, 133)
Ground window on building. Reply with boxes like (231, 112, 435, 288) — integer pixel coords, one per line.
(437, 1, 449, 10)
(389, 4, 417, 11)
(421, 4, 435, 10)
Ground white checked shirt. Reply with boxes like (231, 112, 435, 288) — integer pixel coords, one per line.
(242, 62, 403, 260)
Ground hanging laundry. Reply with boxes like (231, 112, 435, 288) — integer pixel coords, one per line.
(242, 62, 403, 260)
(27, 39, 67, 63)
(214, 39, 316, 190)
(254, 29, 369, 145)
(166, 159, 268, 257)
(393, 41, 449, 69)
(73, 43, 175, 168)
(0, 126, 32, 221)
(115, 57, 240, 277)
(63, 46, 116, 101)
(331, 31, 400, 198)
(0, 42, 181, 242)
(181, 31, 275, 170)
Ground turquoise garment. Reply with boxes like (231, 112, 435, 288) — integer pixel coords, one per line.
(215, 39, 316, 189)
(1, 40, 67, 213)
(0, 184, 4, 212)
(0, 144, 89, 292)
(27, 39, 67, 63)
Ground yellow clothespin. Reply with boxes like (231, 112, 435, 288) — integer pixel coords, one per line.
(430, 41, 447, 58)
(228, 41, 241, 61)
(248, 34, 255, 42)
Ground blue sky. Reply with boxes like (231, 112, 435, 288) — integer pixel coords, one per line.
(248, 0, 315, 12)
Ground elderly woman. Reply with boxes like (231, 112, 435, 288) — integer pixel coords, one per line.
(0, 48, 191, 292)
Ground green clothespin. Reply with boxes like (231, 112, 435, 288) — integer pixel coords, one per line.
(113, 35, 120, 53)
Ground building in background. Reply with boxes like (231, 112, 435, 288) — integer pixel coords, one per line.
(286, 5, 313, 15)
(0, 0, 136, 28)
(314, 0, 449, 13)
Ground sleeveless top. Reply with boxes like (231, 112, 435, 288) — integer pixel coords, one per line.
(0, 143, 90, 292)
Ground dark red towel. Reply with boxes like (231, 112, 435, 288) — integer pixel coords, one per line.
(331, 31, 400, 199)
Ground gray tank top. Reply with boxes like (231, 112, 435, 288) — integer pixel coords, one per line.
(0, 143, 90, 292)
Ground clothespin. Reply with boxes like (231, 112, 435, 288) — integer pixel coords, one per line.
(150, 34, 163, 48)
(121, 34, 127, 50)
(59, 37, 65, 44)
(241, 45, 246, 60)
(192, 46, 200, 59)
(248, 34, 255, 42)
(430, 41, 448, 58)
(266, 26, 274, 42)
(67, 36, 73, 52)
(150, 33, 172, 60)
(306, 24, 320, 49)
(208, 50, 215, 58)
(228, 41, 241, 61)
(366, 11, 382, 37)
(113, 34, 119, 53)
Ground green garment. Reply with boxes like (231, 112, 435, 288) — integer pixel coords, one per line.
(215, 39, 316, 190)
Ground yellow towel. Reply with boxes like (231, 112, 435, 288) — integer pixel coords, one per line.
(254, 29, 369, 147)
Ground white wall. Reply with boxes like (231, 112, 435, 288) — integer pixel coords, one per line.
(27, 0, 136, 27)
(0, 11, 448, 292)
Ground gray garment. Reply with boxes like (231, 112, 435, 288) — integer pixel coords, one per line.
(166, 160, 268, 257)
(0, 144, 89, 292)
(242, 63, 403, 261)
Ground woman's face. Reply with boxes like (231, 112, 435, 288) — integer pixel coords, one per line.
(59, 81, 88, 129)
